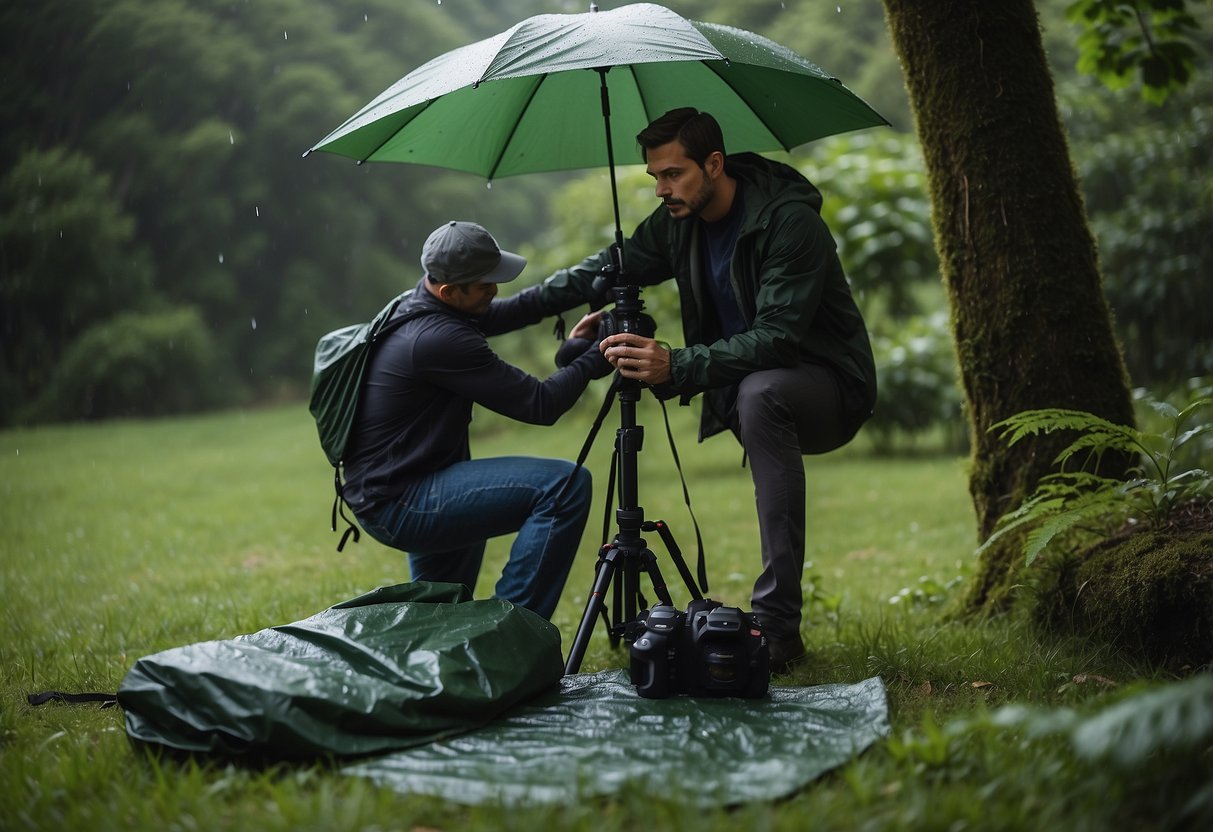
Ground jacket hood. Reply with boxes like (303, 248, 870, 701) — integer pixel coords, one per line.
(725, 152, 823, 227)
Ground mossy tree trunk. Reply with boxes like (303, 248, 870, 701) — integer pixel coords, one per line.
(880, 0, 1134, 612)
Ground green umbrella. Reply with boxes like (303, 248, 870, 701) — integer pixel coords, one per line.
(305, 2, 887, 189)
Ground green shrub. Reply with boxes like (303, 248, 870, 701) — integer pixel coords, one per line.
(867, 311, 965, 452)
(28, 307, 222, 421)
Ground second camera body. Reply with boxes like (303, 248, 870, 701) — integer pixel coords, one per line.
(629, 599, 770, 699)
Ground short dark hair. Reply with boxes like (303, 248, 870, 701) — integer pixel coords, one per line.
(636, 108, 726, 168)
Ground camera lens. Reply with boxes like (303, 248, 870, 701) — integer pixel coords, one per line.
(703, 648, 739, 683)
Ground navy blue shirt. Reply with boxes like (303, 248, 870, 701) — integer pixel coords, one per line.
(699, 183, 747, 338)
(341, 283, 604, 510)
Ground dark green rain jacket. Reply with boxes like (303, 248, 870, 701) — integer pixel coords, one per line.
(540, 152, 876, 442)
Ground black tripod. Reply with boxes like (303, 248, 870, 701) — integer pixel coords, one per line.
(563, 278, 706, 675)
(561, 67, 707, 674)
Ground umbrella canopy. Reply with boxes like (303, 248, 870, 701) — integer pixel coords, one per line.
(306, 2, 888, 179)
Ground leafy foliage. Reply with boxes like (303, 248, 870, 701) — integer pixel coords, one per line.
(796, 131, 936, 317)
(1058, 28, 1213, 386)
(27, 307, 223, 421)
(980, 395, 1213, 564)
(965, 674, 1213, 826)
(1066, 0, 1203, 104)
(867, 311, 964, 452)
(0, 146, 154, 420)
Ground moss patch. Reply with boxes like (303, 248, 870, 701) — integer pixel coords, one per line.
(1036, 503, 1213, 670)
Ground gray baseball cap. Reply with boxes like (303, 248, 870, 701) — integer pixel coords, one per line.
(420, 221, 526, 286)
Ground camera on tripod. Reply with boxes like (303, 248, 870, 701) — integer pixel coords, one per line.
(554, 259, 656, 368)
(591, 260, 656, 340)
(629, 599, 770, 699)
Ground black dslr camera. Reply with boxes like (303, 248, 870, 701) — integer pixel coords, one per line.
(629, 599, 770, 699)
(553, 310, 655, 368)
(554, 248, 657, 368)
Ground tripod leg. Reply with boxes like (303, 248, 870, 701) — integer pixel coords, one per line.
(565, 548, 620, 675)
(639, 548, 675, 607)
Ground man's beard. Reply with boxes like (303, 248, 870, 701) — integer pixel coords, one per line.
(665, 171, 714, 221)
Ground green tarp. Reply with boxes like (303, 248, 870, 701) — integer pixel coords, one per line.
(345, 669, 890, 807)
(118, 582, 564, 759)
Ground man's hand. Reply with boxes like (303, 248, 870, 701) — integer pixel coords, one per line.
(601, 333, 672, 385)
(569, 311, 602, 340)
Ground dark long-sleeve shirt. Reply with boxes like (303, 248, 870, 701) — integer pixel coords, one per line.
(341, 282, 604, 511)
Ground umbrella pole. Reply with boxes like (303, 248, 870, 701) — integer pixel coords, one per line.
(596, 68, 626, 260)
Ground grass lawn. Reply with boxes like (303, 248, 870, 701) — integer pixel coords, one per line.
(1, 398, 1205, 830)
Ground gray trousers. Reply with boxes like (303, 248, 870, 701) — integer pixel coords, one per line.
(733, 363, 854, 641)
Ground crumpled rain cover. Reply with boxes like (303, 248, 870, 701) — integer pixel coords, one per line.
(344, 669, 890, 807)
(117, 582, 564, 759)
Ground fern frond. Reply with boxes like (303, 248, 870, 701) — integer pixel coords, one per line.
(1053, 429, 1141, 466)
(986, 396, 1212, 564)
(1022, 513, 1083, 566)
(975, 495, 1065, 556)
(1036, 470, 1118, 496)
(991, 408, 1133, 447)
(1021, 491, 1126, 565)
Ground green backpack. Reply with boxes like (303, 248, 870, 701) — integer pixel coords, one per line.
(309, 290, 428, 550)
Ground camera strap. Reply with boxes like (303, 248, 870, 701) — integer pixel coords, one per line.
(655, 396, 709, 594)
(554, 374, 621, 512)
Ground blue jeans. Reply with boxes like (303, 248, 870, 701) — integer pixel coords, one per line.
(357, 457, 592, 619)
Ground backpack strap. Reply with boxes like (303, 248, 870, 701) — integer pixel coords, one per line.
(328, 303, 429, 553)
(331, 468, 360, 552)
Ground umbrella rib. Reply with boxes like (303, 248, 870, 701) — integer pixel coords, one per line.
(701, 61, 793, 152)
(357, 100, 434, 164)
(626, 64, 655, 128)
(485, 76, 547, 181)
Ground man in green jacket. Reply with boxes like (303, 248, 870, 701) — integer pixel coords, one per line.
(540, 108, 876, 671)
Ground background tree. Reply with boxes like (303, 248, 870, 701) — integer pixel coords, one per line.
(0, 147, 154, 422)
(880, 0, 1137, 612)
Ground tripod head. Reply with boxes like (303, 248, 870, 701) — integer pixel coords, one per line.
(589, 244, 656, 345)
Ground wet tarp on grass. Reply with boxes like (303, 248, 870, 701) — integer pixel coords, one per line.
(117, 581, 890, 805)
(118, 582, 564, 759)
(344, 669, 890, 807)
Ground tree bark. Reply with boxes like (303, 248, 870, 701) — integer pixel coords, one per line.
(880, 0, 1134, 612)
